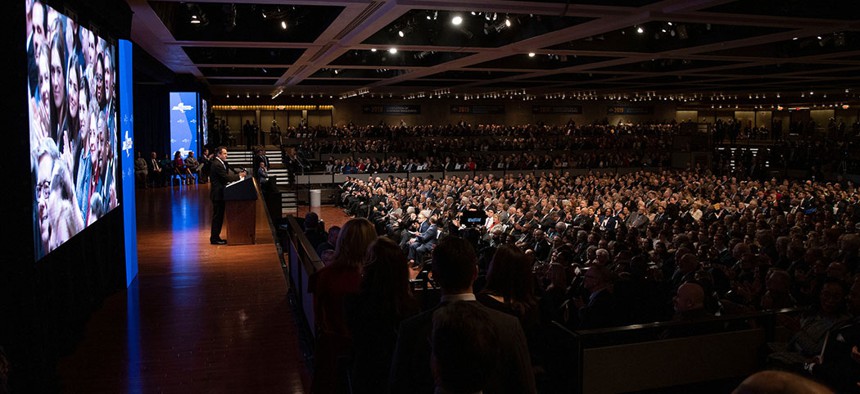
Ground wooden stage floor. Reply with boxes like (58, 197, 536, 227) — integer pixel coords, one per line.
(57, 183, 314, 393)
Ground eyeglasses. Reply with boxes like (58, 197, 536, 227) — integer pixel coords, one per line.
(36, 180, 51, 198)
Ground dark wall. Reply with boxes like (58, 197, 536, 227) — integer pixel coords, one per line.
(0, 0, 130, 391)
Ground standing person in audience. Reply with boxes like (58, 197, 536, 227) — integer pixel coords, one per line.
(347, 237, 420, 394)
(389, 236, 536, 394)
(309, 218, 376, 394)
(431, 301, 503, 394)
(208, 146, 244, 245)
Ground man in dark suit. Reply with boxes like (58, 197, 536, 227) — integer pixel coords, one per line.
(209, 146, 245, 245)
(389, 236, 536, 394)
(804, 278, 860, 392)
(408, 216, 438, 264)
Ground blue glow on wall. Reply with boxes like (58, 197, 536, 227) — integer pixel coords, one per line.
(119, 40, 138, 287)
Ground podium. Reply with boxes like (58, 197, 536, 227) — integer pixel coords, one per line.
(224, 177, 258, 245)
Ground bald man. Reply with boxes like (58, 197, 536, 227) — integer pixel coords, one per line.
(733, 370, 833, 394)
(674, 281, 708, 319)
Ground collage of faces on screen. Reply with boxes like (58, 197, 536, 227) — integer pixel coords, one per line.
(27, 0, 119, 260)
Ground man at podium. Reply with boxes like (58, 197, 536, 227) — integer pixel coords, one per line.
(210, 146, 246, 245)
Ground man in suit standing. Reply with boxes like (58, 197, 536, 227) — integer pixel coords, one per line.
(389, 236, 536, 394)
(209, 146, 245, 245)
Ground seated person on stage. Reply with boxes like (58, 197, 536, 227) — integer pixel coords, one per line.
(146, 151, 163, 187)
(389, 236, 536, 394)
(185, 151, 200, 182)
(173, 151, 193, 184)
(134, 151, 147, 187)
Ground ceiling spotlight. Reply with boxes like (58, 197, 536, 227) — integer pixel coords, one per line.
(792, 37, 798, 40)
(190, 15, 200, 24)
(528, 52, 536, 57)
(398, 30, 405, 37)
(226, 93, 230, 98)
(371, 48, 377, 52)
(426, 15, 431, 20)
(389, 48, 398, 54)
(667, 22, 673, 26)
(636, 26, 644, 34)
(817, 36, 822, 40)
(452, 16, 463, 26)
(281, 20, 287, 30)
(505, 18, 511, 27)
(256, 93, 260, 98)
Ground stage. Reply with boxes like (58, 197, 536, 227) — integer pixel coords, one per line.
(56, 183, 326, 392)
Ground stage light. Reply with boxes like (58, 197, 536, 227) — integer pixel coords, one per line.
(281, 20, 287, 30)
(452, 16, 463, 26)
(505, 18, 511, 27)
(398, 30, 404, 37)
(636, 26, 644, 34)
(528, 52, 536, 57)
(389, 48, 397, 54)
(371, 48, 377, 52)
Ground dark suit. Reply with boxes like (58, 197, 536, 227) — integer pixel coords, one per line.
(408, 224, 438, 262)
(209, 157, 240, 242)
(809, 317, 860, 393)
(389, 299, 536, 394)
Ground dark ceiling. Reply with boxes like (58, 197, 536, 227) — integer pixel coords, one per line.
(126, 0, 860, 101)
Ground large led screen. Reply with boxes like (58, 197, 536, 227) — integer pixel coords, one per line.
(27, 1, 119, 260)
(170, 92, 198, 160)
(119, 39, 138, 286)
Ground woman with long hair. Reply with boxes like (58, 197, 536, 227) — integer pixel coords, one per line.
(347, 237, 419, 393)
(309, 218, 376, 394)
(49, 31, 67, 142)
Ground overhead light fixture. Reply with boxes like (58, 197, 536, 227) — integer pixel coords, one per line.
(398, 30, 405, 37)
(452, 15, 463, 26)
(792, 37, 798, 40)
(226, 93, 230, 98)
(371, 48, 377, 52)
(389, 48, 398, 54)
(636, 26, 644, 34)
(528, 52, 536, 57)
(190, 15, 200, 24)
(505, 18, 511, 27)
(281, 20, 288, 30)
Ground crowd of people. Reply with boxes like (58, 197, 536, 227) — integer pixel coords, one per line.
(308, 164, 860, 392)
(28, 0, 119, 258)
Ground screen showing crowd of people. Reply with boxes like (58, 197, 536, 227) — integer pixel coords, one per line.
(302, 150, 860, 393)
(27, 0, 119, 260)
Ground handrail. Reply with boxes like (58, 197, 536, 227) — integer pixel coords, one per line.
(282, 215, 325, 351)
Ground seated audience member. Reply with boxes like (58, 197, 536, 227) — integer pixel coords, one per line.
(803, 278, 860, 392)
(389, 236, 536, 394)
(567, 265, 623, 329)
(408, 216, 438, 266)
(134, 151, 147, 187)
(674, 281, 711, 321)
(303, 212, 327, 249)
(316, 225, 340, 257)
(769, 280, 851, 371)
(431, 301, 502, 394)
(309, 218, 377, 394)
(347, 237, 420, 394)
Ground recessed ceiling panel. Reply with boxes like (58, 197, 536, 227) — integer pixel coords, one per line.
(468, 54, 614, 70)
(199, 67, 288, 77)
(330, 50, 473, 67)
(150, 2, 344, 43)
(184, 47, 305, 65)
(363, 10, 592, 48)
(702, 0, 855, 20)
(551, 22, 787, 53)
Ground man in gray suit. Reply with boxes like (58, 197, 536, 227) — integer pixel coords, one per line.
(389, 236, 536, 394)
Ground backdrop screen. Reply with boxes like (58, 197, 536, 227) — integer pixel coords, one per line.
(201, 98, 208, 146)
(170, 92, 198, 160)
(27, 1, 119, 260)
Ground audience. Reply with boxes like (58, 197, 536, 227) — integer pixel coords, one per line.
(308, 218, 376, 394)
(289, 119, 860, 393)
